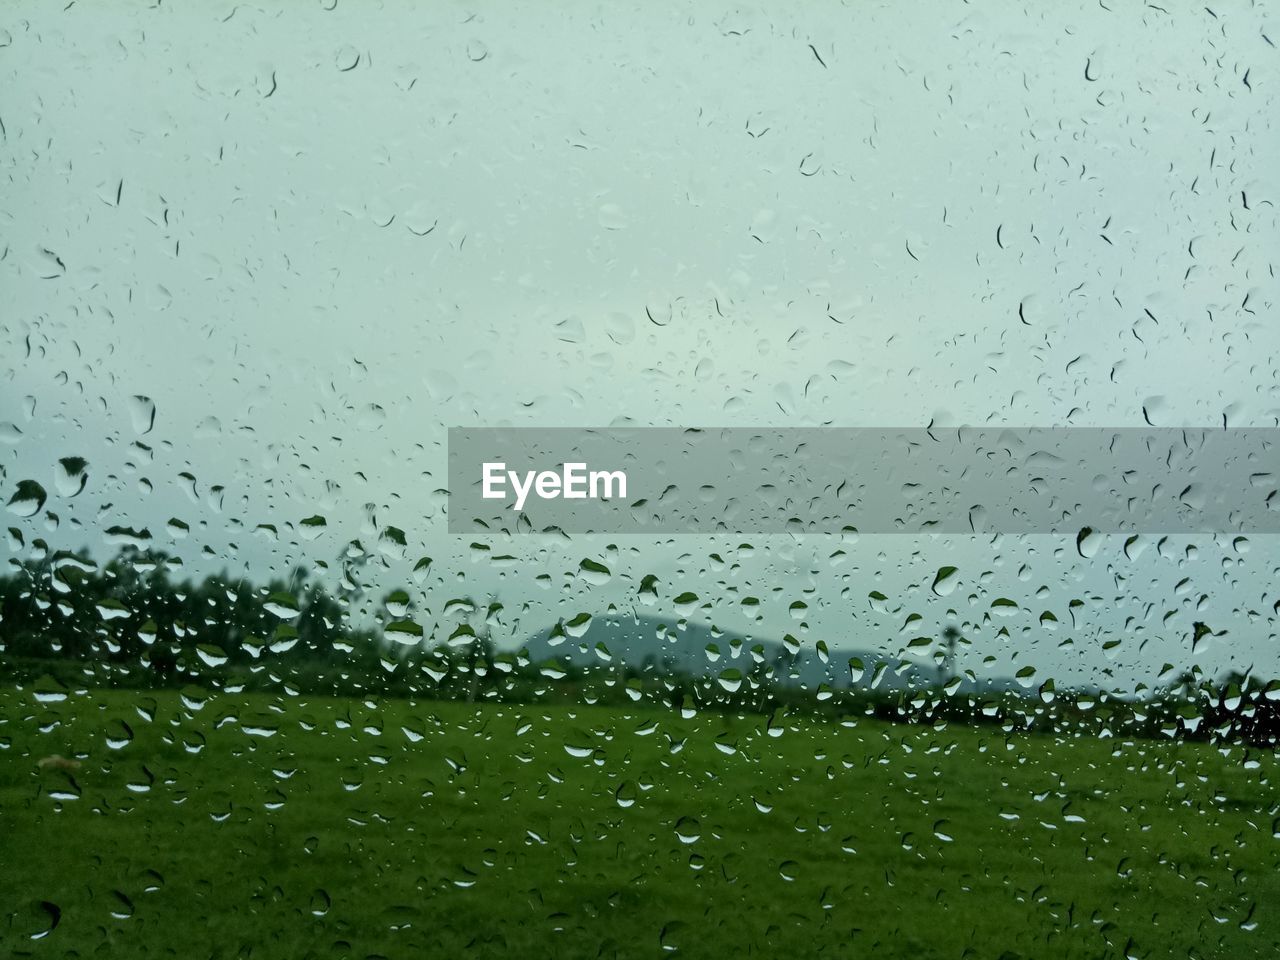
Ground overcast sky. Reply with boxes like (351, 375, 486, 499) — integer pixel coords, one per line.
(3, 0, 1279, 690)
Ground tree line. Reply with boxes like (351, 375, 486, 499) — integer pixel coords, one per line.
(1, 547, 1277, 748)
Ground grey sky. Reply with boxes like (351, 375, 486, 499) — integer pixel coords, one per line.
(3, 0, 1278, 689)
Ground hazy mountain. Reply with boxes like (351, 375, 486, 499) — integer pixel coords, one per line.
(521, 612, 934, 692)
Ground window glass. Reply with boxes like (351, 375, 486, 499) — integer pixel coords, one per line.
(3, 3, 1278, 957)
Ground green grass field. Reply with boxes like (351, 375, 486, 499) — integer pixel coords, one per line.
(1, 685, 1277, 959)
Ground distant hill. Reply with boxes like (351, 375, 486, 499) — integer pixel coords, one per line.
(521, 612, 934, 692)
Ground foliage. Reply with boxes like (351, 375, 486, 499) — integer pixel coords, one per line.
(3, 549, 1277, 748)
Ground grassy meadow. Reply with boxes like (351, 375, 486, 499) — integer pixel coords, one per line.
(1, 685, 1277, 959)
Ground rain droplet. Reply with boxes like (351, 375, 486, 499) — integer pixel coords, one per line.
(128, 396, 156, 434)
(578, 558, 611, 586)
(54, 457, 88, 497)
(597, 203, 627, 230)
(264, 593, 301, 620)
(6, 480, 46, 518)
(931, 565, 958, 596)
(674, 816, 700, 844)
